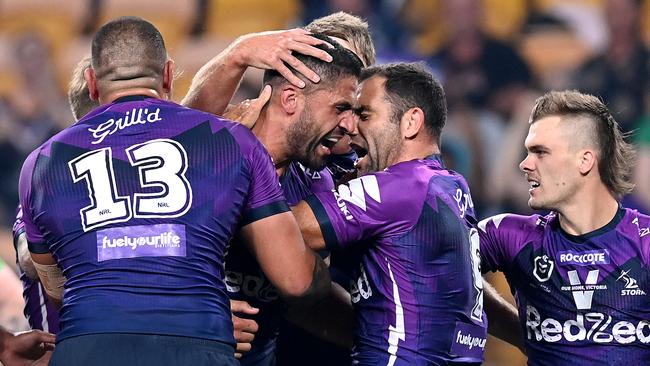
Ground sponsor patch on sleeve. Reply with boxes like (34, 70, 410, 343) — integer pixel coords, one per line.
(96, 223, 186, 262)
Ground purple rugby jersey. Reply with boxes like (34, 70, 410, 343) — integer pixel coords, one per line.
(224, 160, 335, 365)
(306, 154, 487, 366)
(479, 208, 650, 365)
(18, 95, 288, 345)
(12, 205, 60, 334)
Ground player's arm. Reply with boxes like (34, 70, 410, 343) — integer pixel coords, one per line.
(291, 200, 327, 251)
(0, 327, 54, 366)
(483, 281, 524, 352)
(181, 29, 332, 115)
(29, 252, 64, 309)
(239, 212, 330, 304)
(284, 281, 354, 349)
(19, 149, 65, 309)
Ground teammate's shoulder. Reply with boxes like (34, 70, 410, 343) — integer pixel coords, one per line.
(478, 212, 550, 235)
(621, 208, 650, 240)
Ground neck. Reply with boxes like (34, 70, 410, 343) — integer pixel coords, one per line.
(556, 185, 619, 236)
(391, 140, 440, 166)
(251, 109, 291, 170)
(101, 87, 162, 104)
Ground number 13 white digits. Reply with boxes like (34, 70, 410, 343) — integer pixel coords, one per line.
(68, 139, 192, 231)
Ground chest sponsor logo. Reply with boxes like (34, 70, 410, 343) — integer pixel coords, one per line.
(96, 223, 185, 262)
(557, 250, 610, 266)
(526, 305, 650, 345)
(560, 270, 606, 310)
(450, 322, 487, 360)
(88, 108, 162, 144)
(533, 254, 554, 282)
(617, 269, 647, 296)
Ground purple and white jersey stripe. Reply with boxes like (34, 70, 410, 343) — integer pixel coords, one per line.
(12, 205, 60, 333)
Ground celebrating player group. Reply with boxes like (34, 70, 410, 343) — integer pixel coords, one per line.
(2, 11, 648, 366)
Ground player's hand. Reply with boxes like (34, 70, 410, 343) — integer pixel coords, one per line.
(0, 329, 55, 366)
(230, 28, 333, 88)
(230, 300, 259, 359)
(223, 85, 272, 129)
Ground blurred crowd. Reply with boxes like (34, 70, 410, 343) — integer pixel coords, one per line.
(1, 0, 649, 226)
(0, 0, 649, 364)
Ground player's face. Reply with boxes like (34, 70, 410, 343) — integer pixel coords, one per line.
(520, 116, 583, 211)
(288, 76, 358, 170)
(352, 76, 401, 175)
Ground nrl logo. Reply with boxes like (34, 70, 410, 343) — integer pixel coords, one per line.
(533, 255, 554, 282)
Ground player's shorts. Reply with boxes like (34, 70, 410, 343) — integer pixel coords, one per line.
(49, 333, 238, 366)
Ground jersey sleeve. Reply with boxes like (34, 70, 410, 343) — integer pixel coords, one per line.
(478, 213, 535, 273)
(239, 131, 289, 226)
(304, 172, 418, 251)
(18, 148, 49, 254)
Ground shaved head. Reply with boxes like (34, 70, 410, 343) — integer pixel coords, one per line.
(92, 16, 167, 81)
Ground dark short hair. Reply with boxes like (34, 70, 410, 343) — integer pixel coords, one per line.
(91, 16, 167, 78)
(530, 90, 636, 199)
(360, 62, 447, 143)
(262, 33, 362, 91)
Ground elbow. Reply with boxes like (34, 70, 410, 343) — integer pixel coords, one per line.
(282, 255, 331, 306)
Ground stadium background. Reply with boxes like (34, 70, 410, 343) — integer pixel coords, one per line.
(0, 0, 649, 364)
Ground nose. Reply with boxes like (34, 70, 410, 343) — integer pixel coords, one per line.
(519, 154, 533, 172)
(338, 110, 359, 136)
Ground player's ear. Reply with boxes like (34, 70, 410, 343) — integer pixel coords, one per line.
(162, 59, 174, 99)
(84, 67, 99, 101)
(579, 149, 597, 176)
(401, 107, 424, 139)
(280, 85, 301, 116)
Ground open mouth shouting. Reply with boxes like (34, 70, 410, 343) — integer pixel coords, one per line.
(350, 137, 369, 171)
(527, 176, 540, 193)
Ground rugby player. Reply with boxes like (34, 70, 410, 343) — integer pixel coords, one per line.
(479, 90, 649, 365)
(292, 63, 488, 365)
(19, 17, 329, 366)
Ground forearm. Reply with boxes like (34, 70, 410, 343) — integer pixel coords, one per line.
(483, 280, 524, 352)
(285, 281, 353, 349)
(181, 40, 247, 115)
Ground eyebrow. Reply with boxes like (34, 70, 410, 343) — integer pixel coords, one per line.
(354, 105, 371, 115)
(335, 101, 353, 111)
(526, 144, 550, 152)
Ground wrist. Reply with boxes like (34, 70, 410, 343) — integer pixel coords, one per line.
(227, 35, 251, 69)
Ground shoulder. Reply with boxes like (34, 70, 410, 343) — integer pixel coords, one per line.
(478, 212, 549, 240)
(620, 209, 650, 265)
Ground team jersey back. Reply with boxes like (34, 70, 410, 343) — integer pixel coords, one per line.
(479, 208, 650, 365)
(18, 96, 288, 344)
(306, 155, 487, 365)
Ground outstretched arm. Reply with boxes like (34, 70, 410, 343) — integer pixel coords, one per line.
(181, 29, 332, 115)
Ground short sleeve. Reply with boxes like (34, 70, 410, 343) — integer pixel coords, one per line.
(240, 139, 289, 226)
(18, 149, 49, 253)
(305, 173, 417, 251)
(478, 213, 533, 273)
